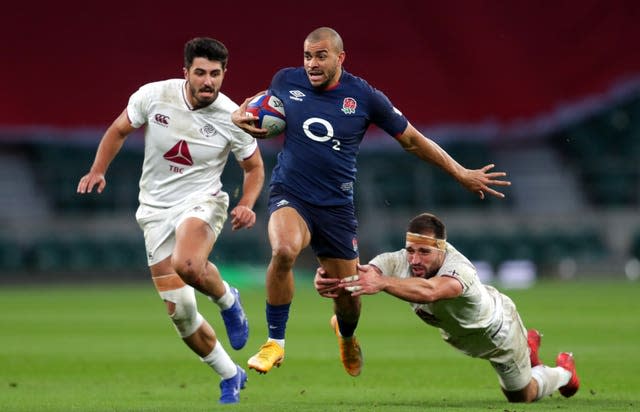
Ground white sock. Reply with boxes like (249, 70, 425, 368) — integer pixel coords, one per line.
(267, 337, 285, 348)
(531, 365, 572, 400)
(209, 280, 234, 310)
(200, 341, 237, 380)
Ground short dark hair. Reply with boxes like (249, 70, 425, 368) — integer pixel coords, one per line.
(305, 27, 344, 53)
(184, 37, 229, 70)
(407, 213, 446, 240)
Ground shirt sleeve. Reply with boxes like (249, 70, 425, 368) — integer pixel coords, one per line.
(369, 250, 407, 278)
(369, 88, 408, 137)
(218, 95, 259, 161)
(230, 126, 259, 161)
(437, 247, 477, 293)
(126, 84, 153, 128)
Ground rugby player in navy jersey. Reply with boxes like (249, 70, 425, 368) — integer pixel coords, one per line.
(231, 27, 511, 377)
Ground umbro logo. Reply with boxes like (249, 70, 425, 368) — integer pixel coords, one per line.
(275, 199, 290, 208)
(153, 113, 170, 127)
(163, 140, 193, 166)
(289, 90, 305, 101)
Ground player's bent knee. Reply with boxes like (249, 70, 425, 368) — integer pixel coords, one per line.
(171, 257, 207, 284)
(158, 285, 204, 338)
(271, 244, 299, 265)
(163, 300, 176, 316)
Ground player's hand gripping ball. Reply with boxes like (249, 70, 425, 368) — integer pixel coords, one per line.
(246, 94, 286, 138)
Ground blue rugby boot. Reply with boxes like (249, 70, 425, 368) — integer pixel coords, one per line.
(220, 287, 249, 350)
(219, 365, 247, 404)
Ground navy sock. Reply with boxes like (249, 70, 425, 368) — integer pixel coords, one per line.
(266, 302, 291, 340)
(337, 317, 358, 338)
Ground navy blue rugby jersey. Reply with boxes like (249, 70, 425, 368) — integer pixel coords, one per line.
(268, 67, 409, 206)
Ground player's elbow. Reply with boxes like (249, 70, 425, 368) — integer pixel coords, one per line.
(395, 289, 439, 304)
(396, 135, 418, 153)
(415, 286, 445, 303)
(415, 294, 437, 304)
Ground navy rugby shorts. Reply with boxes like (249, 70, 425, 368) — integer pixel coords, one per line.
(268, 184, 359, 260)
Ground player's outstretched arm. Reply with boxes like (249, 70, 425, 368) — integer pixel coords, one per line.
(77, 109, 135, 194)
(454, 163, 511, 199)
(343, 264, 463, 303)
(395, 123, 511, 199)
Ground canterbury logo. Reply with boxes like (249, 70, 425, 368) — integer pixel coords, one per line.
(153, 113, 170, 126)
(163, 140, 193, 165)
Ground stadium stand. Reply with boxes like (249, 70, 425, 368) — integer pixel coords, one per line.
(1, 4, 639, 278)
(0, 99, 637, 275)
(631, 231, 640, 261)
(552, 96, 640, 207)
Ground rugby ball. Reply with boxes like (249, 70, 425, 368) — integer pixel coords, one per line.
(245, 94, 286, 138)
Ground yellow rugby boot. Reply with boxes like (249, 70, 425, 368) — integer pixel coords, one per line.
(330, 315, 363, 377)
(247, 341, 284, 374)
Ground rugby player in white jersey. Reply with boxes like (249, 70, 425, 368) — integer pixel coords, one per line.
(315, 212, 580, 403)
(77, 37, 264, 404)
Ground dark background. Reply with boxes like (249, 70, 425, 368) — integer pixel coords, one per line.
(2, 0, 639, 128)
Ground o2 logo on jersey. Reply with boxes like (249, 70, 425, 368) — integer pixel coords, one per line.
(302, 117, 341, 151)
(302, 118, 333, 142)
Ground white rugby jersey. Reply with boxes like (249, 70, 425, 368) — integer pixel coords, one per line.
(127, 79, 257, 209)
(369, 244, 508, 358)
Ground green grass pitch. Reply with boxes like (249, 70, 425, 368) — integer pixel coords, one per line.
(1, 276, 638, 411)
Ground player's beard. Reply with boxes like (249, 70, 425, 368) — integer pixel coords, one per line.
(411, 264, 438, 279)
(188, 82, 217, 109)
(308, 65, 339, 90)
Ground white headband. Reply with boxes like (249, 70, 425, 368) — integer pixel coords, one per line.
(406, 232, 446, 251)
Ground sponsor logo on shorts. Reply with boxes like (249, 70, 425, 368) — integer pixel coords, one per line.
(340, 181, 353, 192)
(275, 199, 290, 208)
(492, 361, 513, 373)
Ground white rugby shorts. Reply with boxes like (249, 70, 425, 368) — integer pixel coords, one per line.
(135, 192, 229, 266)
(486, 294, 532, 391)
